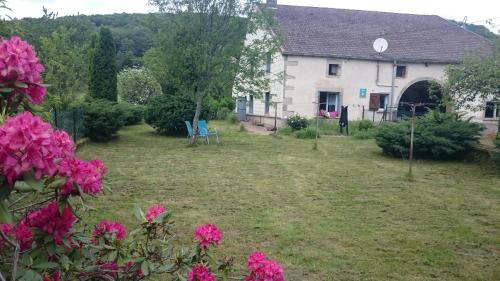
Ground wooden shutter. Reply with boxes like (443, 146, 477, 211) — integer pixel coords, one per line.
(369, 94, 380, 111)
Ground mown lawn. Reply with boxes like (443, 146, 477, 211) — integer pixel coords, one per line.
(77, 122, 500, 281)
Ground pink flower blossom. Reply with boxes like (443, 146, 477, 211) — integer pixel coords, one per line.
(245, 252, 285, 281)
(146, 204, 167, 222)
(42, 271, 60, 281)
(27, 201, 77, 244)
(0, 36, 46, 104)
(58, 158, 106, 196)
(194, 224, 222, 249)
(92, 220, 126, 243)
(0, 112, 75, 184)
(0, 223, 33, 251)
(187, 265, 217, 281)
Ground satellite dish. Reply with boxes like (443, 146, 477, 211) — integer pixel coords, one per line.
(373, 38, 388, 53)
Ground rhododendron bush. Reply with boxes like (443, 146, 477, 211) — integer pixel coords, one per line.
(0, 36, 285, 281)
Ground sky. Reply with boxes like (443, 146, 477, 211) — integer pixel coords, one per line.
(3, 0, 500, 32)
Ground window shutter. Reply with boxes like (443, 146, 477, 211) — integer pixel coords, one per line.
(369, 94, 380, 111)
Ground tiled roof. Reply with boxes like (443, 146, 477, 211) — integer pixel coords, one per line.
(276, 5, 493, 63)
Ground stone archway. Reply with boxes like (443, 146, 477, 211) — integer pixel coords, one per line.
(397, 79, 444, 118)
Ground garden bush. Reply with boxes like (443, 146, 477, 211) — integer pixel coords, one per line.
(375, 111, 483, 159)
(83, 99, 125, 142)
(226, 112, 239, 124)
(144, 94, 200, 135)
(295, 127, 319, 139)
(288, 115, 308, 131)
(0, 35, 285, 281)
(357, 119, 374, 131)
(491, 137, 500, 169)
(352, 128, 377, 140)
(206, 96, 235, 120)
(117, 102, 144, 126)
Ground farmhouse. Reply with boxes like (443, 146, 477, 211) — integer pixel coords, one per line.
(238, 1, 496, 129)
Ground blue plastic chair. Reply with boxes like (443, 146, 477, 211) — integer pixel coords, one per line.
(198, 120, 219, 144)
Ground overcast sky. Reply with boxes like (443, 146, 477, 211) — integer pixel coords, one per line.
(4, 0, 500, 32)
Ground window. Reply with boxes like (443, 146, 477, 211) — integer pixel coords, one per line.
(379, 94, 388, 110)
(264, 92, 270, 114)
(249, 95, 254, 114)
(396, 65, 407, 78)
(485, 101, 499, 118)
(266, 53, 272, 74)
(328, 64, 339, 76)
(319, 92, 339, 113)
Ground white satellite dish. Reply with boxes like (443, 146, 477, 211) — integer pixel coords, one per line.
(373, 38, 388, 54)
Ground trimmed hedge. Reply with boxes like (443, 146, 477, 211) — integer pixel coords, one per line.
(375, 111, 483, 159)
(83, 100, 124, 142)
(117, 103, 144, 126)
(145, 95, 204, 135)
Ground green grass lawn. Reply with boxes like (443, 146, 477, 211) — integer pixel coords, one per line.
(77, 122, 500, 281)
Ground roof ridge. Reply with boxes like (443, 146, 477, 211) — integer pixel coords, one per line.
(277, 4, 439, 18)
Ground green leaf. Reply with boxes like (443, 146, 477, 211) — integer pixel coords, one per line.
(14, 81, 28, 88)
(19, 270, 42, 281)
(141, 261, 150, 276)
(133, 204, 146, 221)
(60, 255, 71, 271)
(0, 184, 12, 200)
(0, 88, 14, 93)
(0, 200, 13, 223)
(46, 178, 66, 189)
(32, 261, 59, 269)
(23, 170, 44, 192)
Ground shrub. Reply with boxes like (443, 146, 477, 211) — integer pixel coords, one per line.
(117, 67, 162, 105)
(295, 127, 319, 139)
(226, 112, 239, 124)
(83, 100, 124, 141)
(88, 28, 118, 101)
(216, 107, 232, 120)
(357, 120, 374, 131)
(287, 115, 308, 131)
(206, 96, 235, 120)
(375, 111, 483, 159)
(117, 103, 144, 126)
(491, 137, 500, 169)
(144, 95, 200, 135)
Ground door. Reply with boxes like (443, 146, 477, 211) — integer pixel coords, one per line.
(237, 97, 247, 121)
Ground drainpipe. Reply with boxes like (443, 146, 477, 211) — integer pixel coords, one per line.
(390, 60, 397, 121)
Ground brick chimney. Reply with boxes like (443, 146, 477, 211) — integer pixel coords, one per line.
(267, 0, 277, 8)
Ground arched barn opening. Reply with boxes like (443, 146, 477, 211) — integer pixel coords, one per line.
(397, 80, 444, 118)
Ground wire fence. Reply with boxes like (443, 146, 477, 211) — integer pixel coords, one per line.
(51, 108, 85, 142)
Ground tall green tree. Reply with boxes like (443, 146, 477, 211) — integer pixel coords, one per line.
(39, 26, 89, 110)
(148, 0, 282, 143)
(443, 41, 500, 133)
(88, 27, 118, 101)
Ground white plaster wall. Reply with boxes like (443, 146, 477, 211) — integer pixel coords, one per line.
(282, 56, 448, 121)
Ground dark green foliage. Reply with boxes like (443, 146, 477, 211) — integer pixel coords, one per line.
(375, 111, 484, 159)
(226, 113, 239, 124)
(491, 138, 500, 169)
(89, 27, 118, 102)
(206, 96, 236, 120)
(144, 95, 200, 135)
(288, 115, 309, 131)
(358, 120, 374, 131)
(117, 103, 144, 126)
(83, 100, 124, 142)
(295, 127, 319, 139)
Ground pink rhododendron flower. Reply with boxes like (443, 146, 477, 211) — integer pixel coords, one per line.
(58, 158, 106, 195)
(0, 112, 75, 184)
(27, 201, 77, 244)
(92, 220, 126, 243)
(0, 222, 33, 251)
(187, 265, 217, 281)
(146, 204, 167, 222)
(0, 223, 13, 248)
(194, 224, 222, 249)
(245, 252, 285, 281)
(0, 36, 46, 104)
(42, 271, 60, 281)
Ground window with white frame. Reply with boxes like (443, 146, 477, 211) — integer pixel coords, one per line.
(319, 92, 339, 113)
(249, 95, 254, 114)
(485, 101, 499, 118)
(379, 94, 389, 110)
